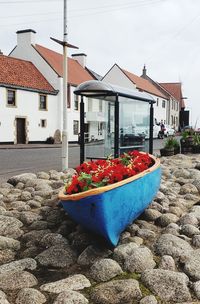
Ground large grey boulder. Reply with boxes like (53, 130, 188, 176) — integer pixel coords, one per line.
(90, 258, 123, 282)
(0, 258, 37, 274)
(0, 236, 20, 251)
(183, 249, 200, 280)
(112, 242, 138, 265)
(141, 269, 191, 303)
(155, 234, 193, 258)
(16, 288, 46, 304)
(53, 290, 88, 304)
(0, 271, 38, 291)
(40, 274, 91, 294)
(36, 245, 77, 268)
(124, 246, 156, 273)
(0, 215, 23, 239)
(90, 279, 142, 304)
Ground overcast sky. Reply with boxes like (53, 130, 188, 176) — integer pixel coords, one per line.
(0, 0, 200, 127)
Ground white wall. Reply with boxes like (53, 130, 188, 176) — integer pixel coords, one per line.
(103, 65, 136, 89)
(0, 87, 59, 142)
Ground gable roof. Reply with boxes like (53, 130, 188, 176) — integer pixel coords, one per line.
(122, 67, 167, 99)
(34, 44, 94, 85)
(159, 82, 185, 108)
(0, 55, 56, 94)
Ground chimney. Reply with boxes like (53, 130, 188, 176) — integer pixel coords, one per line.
(0, 50, 3, 55)
(71, 53, 87, 68)
(142, 64, 147, 78)
(16, 29, 36, 47)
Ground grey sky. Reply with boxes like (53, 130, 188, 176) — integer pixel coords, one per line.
(0, 0, 200, 127)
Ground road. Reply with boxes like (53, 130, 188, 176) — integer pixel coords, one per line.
(0, 138, 169, 184)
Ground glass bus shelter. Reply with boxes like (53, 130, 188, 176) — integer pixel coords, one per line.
(74, 80, 155, 164)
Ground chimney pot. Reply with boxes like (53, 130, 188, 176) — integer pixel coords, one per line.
(71, 53, 87, 68)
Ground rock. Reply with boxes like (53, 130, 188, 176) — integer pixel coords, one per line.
(141, 269, 191, 303)
(142, 209, 162, 221)
(53, 290, 88, 304)
(30, 220, 48, 230)
(37, 172, 50, 180)
(190, 206, 200, 221)
(0, 215, 23, 239)
(180, 184, 199, 195)
(90, 258, 123, 282)
(0, 271, 38, 291)
(77, 245, 112, 266)
(113, 242, 138, 265)
(22, 229, 51, 245)
(21, 191, 32, 201)
(7, 173, 37, 186)
(126, 223, 139, 235)
(159, 255, 176, 271)
(136, 229, 156, 240)
(90, 279, 142, 304)
(124, 246, 156, 273)
(36, 245, 77, 268)
(16, 288, 46, 304)
(0, 236, 20, 251)
(183, 249, 200, 280)
(40, 274, 91, 294)
(39, 233, 69, 248)
(20, 211, 42, 225)
(192, 235, 200, 248)
(180, 224, 200, 237)
(28, 200, 42, 209)
(140, 295, 158, 304)
(155, 234, 193, 258)
(155, 213, 179, 227)
(10, 201, 31, 211)
(0, 258, 37, 274)
(0, 290, 10, 304)
(193, 281, 200, 299)
(178, 214, 199, 226)
(173, 168, 191, 179)
(0, 249, 16, 265)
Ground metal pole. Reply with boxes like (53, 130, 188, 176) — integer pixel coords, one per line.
(62, 0, 68, 170)
(149, 101, 154, 154)
(114, 95, 119, 158)
(80, 96, 85, 164)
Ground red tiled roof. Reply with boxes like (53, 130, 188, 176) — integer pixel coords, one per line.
(122, 68, 167, 99)
(34, 44, 94, 85)
(159, 82, 185, 108)
(0, 55, 55, 93)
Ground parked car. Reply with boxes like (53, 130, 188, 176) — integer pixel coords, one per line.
(164, 125, 175, 137)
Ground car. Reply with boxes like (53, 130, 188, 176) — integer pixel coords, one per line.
(164, 125, 175, 137)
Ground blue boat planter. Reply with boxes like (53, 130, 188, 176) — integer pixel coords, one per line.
(59, 155, 161, 246)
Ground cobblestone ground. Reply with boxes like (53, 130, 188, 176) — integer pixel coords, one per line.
(0, 154, 200, 303)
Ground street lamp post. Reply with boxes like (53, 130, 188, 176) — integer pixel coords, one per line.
(51, 0, 78, 171)
(62, 0, 68, 170)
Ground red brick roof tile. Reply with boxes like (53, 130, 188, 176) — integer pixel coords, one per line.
(0, 55, 55, 93)
(122, 68, 167, 99)
(159, 82, 185, 108)
(34, 44, 94, 85)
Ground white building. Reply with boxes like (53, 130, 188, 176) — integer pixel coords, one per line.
(9, 29, 95, 142)
(102, 63, 169, 127)
(0, 54, 58, 144)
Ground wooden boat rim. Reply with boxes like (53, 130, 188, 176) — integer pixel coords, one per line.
(59, 154, 160, 201)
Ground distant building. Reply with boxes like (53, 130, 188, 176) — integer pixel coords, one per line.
(9, 29, 96, 142)
(102, 63, 171, 127)
(0, 54, 58, 144)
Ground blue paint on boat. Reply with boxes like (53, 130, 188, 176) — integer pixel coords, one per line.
(60, 164, 161, 246)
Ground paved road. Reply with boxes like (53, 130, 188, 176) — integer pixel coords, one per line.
(0, 138, 171, 184)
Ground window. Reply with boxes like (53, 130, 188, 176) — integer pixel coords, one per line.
(73, 120, 79, 135)
(74, 95, 79, 110)
(7, 90, 16, 106)
(41, 119, 47, 128)
(171, 115, 173, 125)
(39, 95, 47, 110)
(98, 122, 103, 135)
(162, 100, 165, 108)
(157, 98, 159, 107)
(176, 102, 179, 111)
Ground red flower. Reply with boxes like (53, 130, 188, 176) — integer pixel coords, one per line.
(65, 151, 153, 195)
